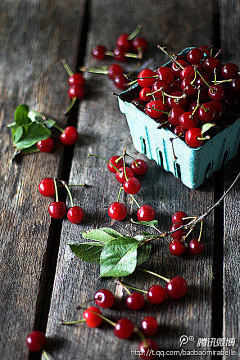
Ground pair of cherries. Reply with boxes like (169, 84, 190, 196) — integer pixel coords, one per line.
(37, 126, 79, 153)
(169, 211, 204, 256)
(38, 178, 85, 224)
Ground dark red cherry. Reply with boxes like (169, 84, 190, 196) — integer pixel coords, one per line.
(83, 306, 103, 327)
(185, 127, 204, 148)
(169, 239, 187, 256)
(168, 107, 184, 126)
(208, 84, 225, 101)
(108, 64, 124, 79)
(137, 205, 155, 221)
(60, 126, 79, 146)
(167, 91, 187, 109)
(139, 338, 158, 359)
(203, 57, 222, 75)
(221, 63, 239, 79)
(147, 284, 166, 304)
(172, 211, 188, 224)
(165, 276, 188, 299)
(188, 238, 204, 255)
(156, 66, 174, 84)
(170, 222, 187, 240)
(139, 87, 152, 102)
(145, 100, 165, 119)
(68, 85, 84, 99)
(114, 74, 128, 90)
(126, 292, 145, 310)
(116, 34, 132, 51)
(171, 59, 188, 76)
(132, 37, 148, 53)
(179, 111, 199, 130)
(115, 167, 134, 183)
(92, 45, 107, 60)
(137, 69, 156, 88)
(114, 318, 135, 339)
(26, 330, 47, 352)
(198, 102, 216, 123)
(68, 73, 85, 87)
(37, 137, 54, 153)
(141, 316, 158, 336)
(123, 177, 141, 194)
(48, 201, 68, 219)
(187, 48, 204, 64)
(130, 159, 148, 175)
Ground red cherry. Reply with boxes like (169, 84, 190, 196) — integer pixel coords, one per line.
(231, 78, 240, 92)
(157, 66, 175, 84)
(132, 37, 148, 53)
(179, 112, 199, 130)
(67, 206, 84, 223)
(141, 316, 158, 336)
(94, 289, 115, 308)
(188, 238, 204, 255)
(139, 87, 152, 102)
(221, 63, 239, 79)
(123, 177, 141, 194)
(37, 137, 54, 153)
(199, 45, 211, 57)
(208, 84, 225, 101)
(48, 201, 68, 219)
(114, 74, 128, 90)
(107, 156, 124, 173)
(169, 239, 186, 256)
(137, 69, 156, 88)
(115, 167, 135, 183)
(167, 91, 187, 109)
(185, 127, 204, 148)
(26, 330, 47, 352)
(137, 205, 156, 221)
(187, 48, 204, 64)
(92, 45, 107, 60)
(130, 159, 148, 175)
(203, 57, 222, 75)
(151, 80, 170, 98)
(83, 306, 102, 327)
(113, 47, 127, 62)
(68, 73, 85, 87)
(114, 318, 135, 339)
(180, 65, 195, 80)
(108, 202, 127, 221)
(198, 102, 216, 123)
(147, 284, 166, 304)
(60, 126, 78, 146)
(108, 64, 123, 79)
(68, 85, 84, 99)
(116, 34, 132, 51)
(209, 100, 222, 118)
(170, 222, 187, 240)
(38, 178, 55, 197)
(166, 276, 188, 299)
(126, 292, 145, 310)
(181, 77, 197, 96)
(172, 211, 188, 224)
(171, 59, 188, 76)
(173, 125, 185, 136)
(145, 100, 165, 119)
(139, 338, 158, 359)
(168, 107, 184, 126)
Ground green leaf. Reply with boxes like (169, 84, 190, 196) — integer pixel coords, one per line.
(69, 242, 103, 263)
(8, 122, 19, 140)
(100, 237, 138, 277)
(21, 144, 40, 154)
(14, 122, 51, 150)
(137, 243, 152, 266)
(14, 126, 23, 143)
(82, 228, 122, 243)
(28, 110, 56, 129)
(14, 104, 30, 126)
(131, 218, 159, 228)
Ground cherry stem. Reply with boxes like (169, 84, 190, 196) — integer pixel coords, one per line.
(214, 49, 222, 58)
(115, 155, 123, 163)
(198, 220, 203, 242)
(162, 91, 186, 100)
(117, 186, 123, 202)
(62, 318, 86, 325)
(122, 148, 128, 181)
(119, 283, 148, 294)
(127, 24, 142, 41)
(65, 97, 77, 115)
(132, 102, 170, 115)
(43, 349, 51, 360)
(53, 123, 64, 133)
(61, 59, 74, 76)
(141, 269, 170, 283)
(61, 181, 74, 208)
(182, 226, 194, 241)
(197, 135, 211, 141)
(190, 70, 197, 85)
(117, 280, 132, 295)
(88, 154, 119, 172)
(125, 152, 138, 166)
(157, 45, 184, 69)
(80, 67, 109, 75)
(130, 194, 141, 208)
(78, 306, 117, 327)
(214, 79, 233, 84)
(136, 329, 148, 347)
(54, 178, 58, 202)
(196, 70, 214, 91)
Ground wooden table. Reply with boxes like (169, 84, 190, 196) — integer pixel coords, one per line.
(0, 1, 239, 359)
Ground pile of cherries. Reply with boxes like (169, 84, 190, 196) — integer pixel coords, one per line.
(169, 211, 204, 256)
(38, 177, 85, 223)
(89, 151, 157, 222)
(128, 46, 240, 148)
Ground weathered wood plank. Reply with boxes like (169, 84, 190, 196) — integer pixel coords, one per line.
(45, 1, 217, 359)
(0, 1, 86, 359)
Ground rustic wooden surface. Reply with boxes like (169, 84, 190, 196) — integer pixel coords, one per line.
(0, 0, 239, 359)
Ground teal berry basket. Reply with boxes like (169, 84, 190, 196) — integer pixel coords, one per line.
(118, 48, 240, 189)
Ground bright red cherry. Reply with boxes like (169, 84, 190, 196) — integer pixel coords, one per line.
(48, 201, 68, 219)
(168, 107, 184, 126)
(221, 63, 239, 79)
(137, 205, 156, 221)
(185, 127, 204, 148)
(83, 306, 103, 327)
(145, 100, 165, 119)
(108, 64, 123, 79)
(169, 239, 187, 256)
(94, 289, 115, 308)
(147, 284, 166, 304)
(114, 318, 135, 339)
(68, 73, 85, 87)
(68, 85, 84, 99)
(107, 156, 124, 173)
(108, 202, 127, 220)
(166, 276, 188, 299)
(139, 87, 152, 102)
(131, 159, 148, 175)
(151, 80, 170, 98)
(37, 137, 54, 153)
(123, 177, 141, 194)
(208, 84, 225, 101)
(137, 69, 156, 88)
(116, 34, 132, 51)
(167, 91, 187, 109)
(132, 37, 148, 53)
(179, 111, 199, 130)
(60, 126, 78, 146)
(139, 338, 158, 359)
(198, 102, 216, 123)
(188, 238, 204, 255)
(141, 316, 158, 336)
(67, 206, 84, 223)
(38, 178, 55, 197)
(115, 167, 135, 183)
(26, 330, 47, 352)
(126, 292, 145, 310)
(92, 45, 107, 60)
(172, 211, 188, 224)
(157, 66, 174, 84)
(180, 65, 195, 80)
(187, 48, 204, 64)
(181, 77, 197, 95)
(170, 222, 187, 240)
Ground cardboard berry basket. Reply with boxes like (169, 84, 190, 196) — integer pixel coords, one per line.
(118, 48, 240, 189)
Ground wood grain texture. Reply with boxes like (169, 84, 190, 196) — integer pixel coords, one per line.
(0, 1, 86, 359)
(44, 1, 217, 359)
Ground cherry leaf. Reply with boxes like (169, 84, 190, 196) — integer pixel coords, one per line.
(137, 243, 152, 266)
(28, 110, 56, 129)
(131, 218, 159, 228)
(14, 122, 51, 150)
(201, 122, 215, 135)
(14, 104, 31, 126)
(82, 228, 122, 243)
(69, 242, 103, 263)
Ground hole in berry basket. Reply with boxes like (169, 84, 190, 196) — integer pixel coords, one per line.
(157, 149, 163, 166)
(140, 137, 147, 155)
(205, 160, 214, 179)
(174, 161, 181, 179)
(222, 149, 230, 165)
